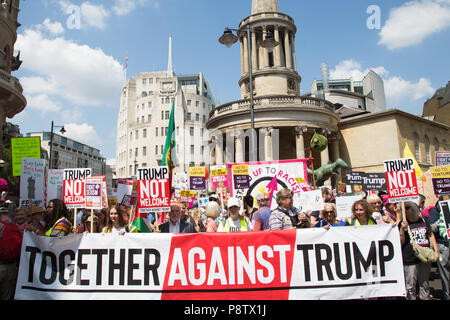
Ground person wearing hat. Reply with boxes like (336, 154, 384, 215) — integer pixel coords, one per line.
(217, 197, 251, 232)
(252, 192, 271, 231)
(25, 205, 46, 235)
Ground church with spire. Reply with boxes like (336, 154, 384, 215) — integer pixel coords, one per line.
(115, 37, 218, 178)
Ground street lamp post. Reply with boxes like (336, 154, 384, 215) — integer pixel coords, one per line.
(49, 121, 66, 169)
(219, 26, 278, 160)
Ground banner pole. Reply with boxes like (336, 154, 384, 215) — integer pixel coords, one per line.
(310, 150, 317, 190)
(90, 208, 94, 233)
(73, 208, 77, 230)
(401, 201, 406, 222)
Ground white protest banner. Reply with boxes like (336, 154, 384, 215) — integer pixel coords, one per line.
(383, 158, 419, 203)
(335, 195, 363, 219)
(294, 189, 324, 213)
(137, 166, 170, 213)
(85, 176, 102, 209)
(15, 225, 405, 300)
(19, 158, 46, 207)
(63, 168, 92, 209)
(228, 159, 309, 210)
(438, 200, 450, 239)
(47, 169, 64, 204)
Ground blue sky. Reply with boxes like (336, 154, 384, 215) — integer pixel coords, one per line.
(11, 0, 450, 161)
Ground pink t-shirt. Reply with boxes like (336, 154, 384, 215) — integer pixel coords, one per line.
(205, 218, 217, 232)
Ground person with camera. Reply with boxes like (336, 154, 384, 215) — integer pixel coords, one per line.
(269, 188, 311, 230)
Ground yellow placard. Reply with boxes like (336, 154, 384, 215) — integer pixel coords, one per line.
(180, 190, 195, 198)
(211, 168, 227, 176)
(232, 164, 249, 175)
(431, 165, 450, 179)
(189, 166, 206, 177)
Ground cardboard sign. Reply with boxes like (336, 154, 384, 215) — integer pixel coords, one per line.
(438, 200, 450, 239)
(47, 169, 64, 204)
(294, 189, 324, 213)
(430, 165, 450, 195)
(11, 137, 41, 176)
(383, 158, 419, 203)
(19, 158, 45, 207)
(436, 151, 450, 167)
(210, 165, 228, 189)
(346, 172, 387, 191)
(189, 166, 206, 190)
(232, 164, 250, 189)
(85, 176, 102, 209)
(137, 166, 170, 213)
(335, 195, 363, 219)
(63, 168, 92, 209)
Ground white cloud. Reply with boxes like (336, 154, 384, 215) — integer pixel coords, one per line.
(16, 24, 125, 114)
(26, 94, 62, 113)
(112, 0, 150, 16)
(329, 59, 435, 108)
(379, 0, 450, 50)
(42, 18, 65, 35)
(80, 2, 109, 30)
(64, 123, 102, 147)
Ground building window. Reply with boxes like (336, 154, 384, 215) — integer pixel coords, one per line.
(135, 130, 139, 140)
(187, 100, 191, 106)
(434, 138, 439, 153)
(187, 113, 192, 121)
(202, 115, 206, 123)
(195, 113, 199, 121)
(161, 145, 164, 154)
(136, 117, 139, 124)
(155, 127, 158, 136)
(148, 102, 152, 108)
(191, 145, 195, 154)
(143, 147, 147, 156)
(130, 132, 132, 141)
(135, 148, 138, 157)
(130, 149, 132, 158)
(143, 78, 146, 85)
(143, 129, 147, 138)
(161, 127, 165, 136)
(148, 115, 151, 122)
(190, 127, 194, 136)
(149, 78, 153, 84)
(165, 111, 170, 119)
(196, 101, 199, 107)
(141, 116, 145, 123)
(155, 145, 158, 154)
(161, 111, 164, 120)
(413, 133, 420, 161)
(201, 146, 204, 154)
(425, 135, 431, 163)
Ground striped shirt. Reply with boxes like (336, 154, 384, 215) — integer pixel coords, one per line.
(269, 207, 294, 230)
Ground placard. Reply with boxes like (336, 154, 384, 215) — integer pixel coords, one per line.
(210, 165, 228, 189)
(345, 172, 387, 191)
(11, 137, 41, 176)
(85, 177, 102, 209)
(63, 168, 92, 209)
(430, 165, 450, 195)
(383, 158, 419, 203)
(189, 166, 206, 190)
(436, 151, 450, 167)
(137, 166, 170, 212)
(335, 195, 363, 219)
(47, 169, 64, 204)
(438, 200, 450, 239)
(232, 164, 250, 189)
(19, 158, 45, 207)
(294, 189, 324, 213)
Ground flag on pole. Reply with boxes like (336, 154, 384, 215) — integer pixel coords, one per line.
(131, 210, 151, 233)
(162, 99, 176, 193)
(125, 54, 128, 69)
(403, 142, 426, 182)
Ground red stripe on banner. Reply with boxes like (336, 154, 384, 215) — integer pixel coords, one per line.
(161, 229, 297, 300)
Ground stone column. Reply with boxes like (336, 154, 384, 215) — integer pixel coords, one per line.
(214, 134, 224, 165)
(235, 133, 244, 163)
(262, 127, 273, 161)
(263, 26, 270, 68)
(209, 141, 216, 166)
(290, 33, 297, 71)
(243, 34, 249, 74)
(274, 26, 282, 67)
(251, 31, 257, 71)
(284, 29, 292, 69)
(240, 37, 245, 75)
(295, 126, 307, 159)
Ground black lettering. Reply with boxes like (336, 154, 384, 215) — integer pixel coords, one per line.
(353, 242, 377, 279)
(109, 249, 126, 286)
(59, 250, 75, 285)
(39, 251, 57, 285)
(378, 240, 394, 277)
(297, 244, 314, 282)
(315, 244, 334, 281)
(92, 249, 108, 285)
(334, 243, 353, 280)
(144, 249, 161, 286)
(26, 246, 41, 282)
(76, 249, 90, 286)
(128, 249, 142, 286)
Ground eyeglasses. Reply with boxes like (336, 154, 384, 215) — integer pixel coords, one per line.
(282, 196, 293, 199)
(323, 210, 335, 214)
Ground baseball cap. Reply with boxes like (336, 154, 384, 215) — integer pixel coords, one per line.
(227, 197, 240, 208)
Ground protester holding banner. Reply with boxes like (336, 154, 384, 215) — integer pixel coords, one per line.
(217, 197, 252, 232)
(346, 199, 377, 226)
(44, 199, 72, 237)
(399, 201, 440, 300)
(159, 202, 196, 233)
(252, 192, 271, 231)
(315, 203, 346, 228)
(102, 205, 137, 234)
(269, 188, 300, 230)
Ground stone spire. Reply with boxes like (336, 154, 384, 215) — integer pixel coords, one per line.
(251, 0, 279, 14)
(167, 36, 174, 77)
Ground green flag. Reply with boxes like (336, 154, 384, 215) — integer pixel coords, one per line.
(162, 99, 176, 169)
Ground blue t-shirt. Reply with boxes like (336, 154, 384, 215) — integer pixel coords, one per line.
(315, 219, 346, 228)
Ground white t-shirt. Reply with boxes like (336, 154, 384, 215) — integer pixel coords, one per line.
(111, 226, 126, 234)
(169, 221, 181, 233)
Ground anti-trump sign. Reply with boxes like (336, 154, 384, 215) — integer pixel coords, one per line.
(383, 158, 419, 203)
(137, 166, 170, 213)
(15, 225, 406, 300)
(63, 168, 92, 209)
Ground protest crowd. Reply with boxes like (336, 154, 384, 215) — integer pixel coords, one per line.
(0, 181, 449, 301)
